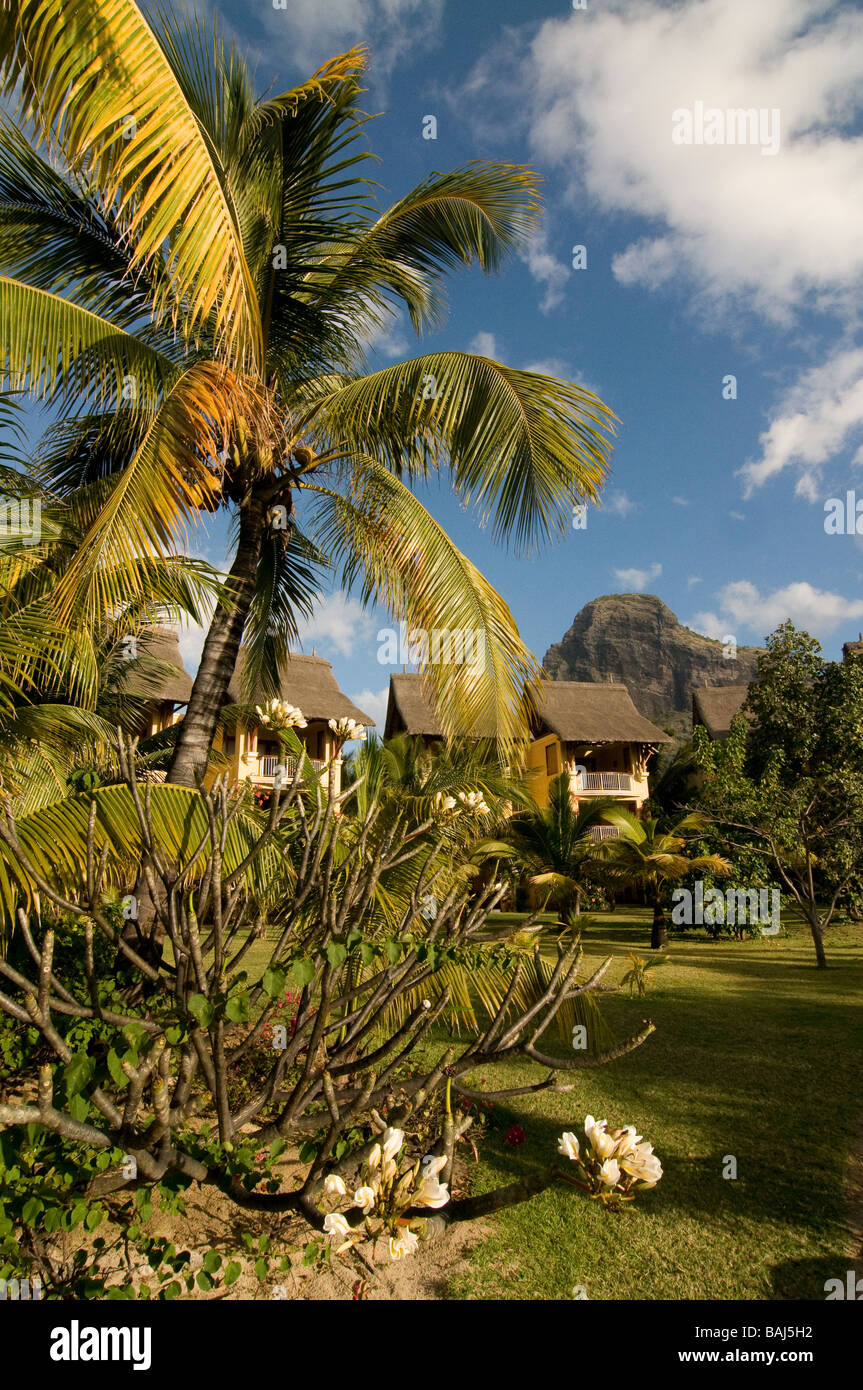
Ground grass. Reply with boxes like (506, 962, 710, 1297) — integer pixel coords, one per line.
(441, 909, 863, 1301)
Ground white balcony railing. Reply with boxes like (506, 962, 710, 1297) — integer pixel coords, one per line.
(258, 754, 325, 779)
(571, 771, 634, 793)
(589, 825, 621, 840)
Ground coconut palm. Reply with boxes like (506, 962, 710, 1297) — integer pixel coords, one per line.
(595, 810, 731, 949)
(500, 772, 625, 926)
(0, 1, 615, 791)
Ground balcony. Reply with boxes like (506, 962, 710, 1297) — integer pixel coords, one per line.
(589, 825, 621, 841)
(257, 754, 326, 781)
(571, 771, 636, 794)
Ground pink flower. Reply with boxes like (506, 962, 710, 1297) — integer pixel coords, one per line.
(505, 1125, 526, 1148)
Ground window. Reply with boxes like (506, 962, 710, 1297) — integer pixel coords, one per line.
(545, 744, 559, 776)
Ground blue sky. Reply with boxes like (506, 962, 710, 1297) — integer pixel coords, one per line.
(162, 0, 863, 730)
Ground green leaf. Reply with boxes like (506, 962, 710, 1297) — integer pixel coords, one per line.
(225, 994, 250, 1024)
(188, 993, 215, 1027)
(85, 1206, 103, 1232)
(165, 1026, 183, 1046)
(298, 1141, 317, 1165)
(203, 1249, 221, 1274)
(262, 968, 286, 999)
(68, 1094, 89, 1122)
(360, 942, 376, 967)
(269, 1138, 286, 1160)
(123, 1023, 148, 1052)
(21, 1197, 43, 1225)
(326, 942, 347, 970)
(224, 1261, 241, 1287)
(162, 1281, 181, 1300)
(384, 939, 402, 964)
(254, 1257, 268, 1282)
(196, 1270, 213, 1291)
(107, 1049, 128, 1090)
(292, 959, 315, 989)
(64, 1050, 96, 1097)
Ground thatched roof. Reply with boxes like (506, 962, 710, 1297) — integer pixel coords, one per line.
(533, 682, 673, 745)
(384, 673, 672, 745)
(843, 634, 863, 661)
(691, 684, 751, 740)
(385, 674, 446, 740)
(121, 627, 193, 705)
(227, 650, 374, 725)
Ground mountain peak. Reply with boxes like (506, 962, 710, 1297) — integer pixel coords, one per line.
(543, 593, 762, 722)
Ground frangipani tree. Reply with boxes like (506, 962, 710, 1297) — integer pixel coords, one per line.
(0, 0, 616, 792)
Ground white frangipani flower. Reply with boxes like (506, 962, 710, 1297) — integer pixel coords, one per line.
(352, 1185, 376, 1214)
(457, 790, 490, 814)
(413, 1176, 449, 1208)
(328, 717, 366, 741)
(367, 1143, 381, 1170)
(585, 1115, 616, 1160)
(388, 1227, 419, 1260)
(381, 1127, 404, 1161)
(323, 1212, 351, 1237)
(323, 1174, 347, 1196)
(599, 1158, 621, 1187)
(557, 1131, 580, 1162)
(420, 1154, 447, 1180)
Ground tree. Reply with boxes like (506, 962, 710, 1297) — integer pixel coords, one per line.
(499, 772, 623, 925)
(0, 740, 656, 1292)
(596, 811, 731, 949)
(692, 623, 863, 968)
(0, 1, 616, 791)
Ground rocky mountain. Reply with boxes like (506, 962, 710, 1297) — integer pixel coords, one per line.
(542, 594, 762, 730)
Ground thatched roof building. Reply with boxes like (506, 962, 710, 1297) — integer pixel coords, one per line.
(384, 673, 671, 746)
(227, 650, 374, 725)
(691, 684, 750, 740)
(121, 627, 193, 706)
(534, 681, 672, 745)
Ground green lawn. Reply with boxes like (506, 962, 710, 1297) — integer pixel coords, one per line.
(442, 910, 863, 1301)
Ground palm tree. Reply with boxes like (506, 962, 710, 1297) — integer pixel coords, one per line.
(0, 1, 616, 791)
(501, 772, 624, 926)
(595, 810, 731, 949)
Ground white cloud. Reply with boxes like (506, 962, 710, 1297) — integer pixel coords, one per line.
(295, 590, 376, 659)
(177, 620, 209, 678)
(469, 330, 499, 357)
(605, 490, 640, 517)
(362, 308, 410, 361)
(613, 561, 662, 591)
(696, 578, 863, 640)
(249, 0, 444, 78)
(522, 0, 863, 324)
(739, 346, 863, 498)
(521, 227, 571, 313)
(729, 510, 747, 521)
(687, 574, 703, 587)
(673, 496, 690, 507)
(348, 684, 388, 731)
(690, 610, 730, 640)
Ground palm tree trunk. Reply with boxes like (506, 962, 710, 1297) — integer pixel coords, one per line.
(168, 495, 266, 788)
(650, 884, 667, 950)
(123, 496, 265, 955)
